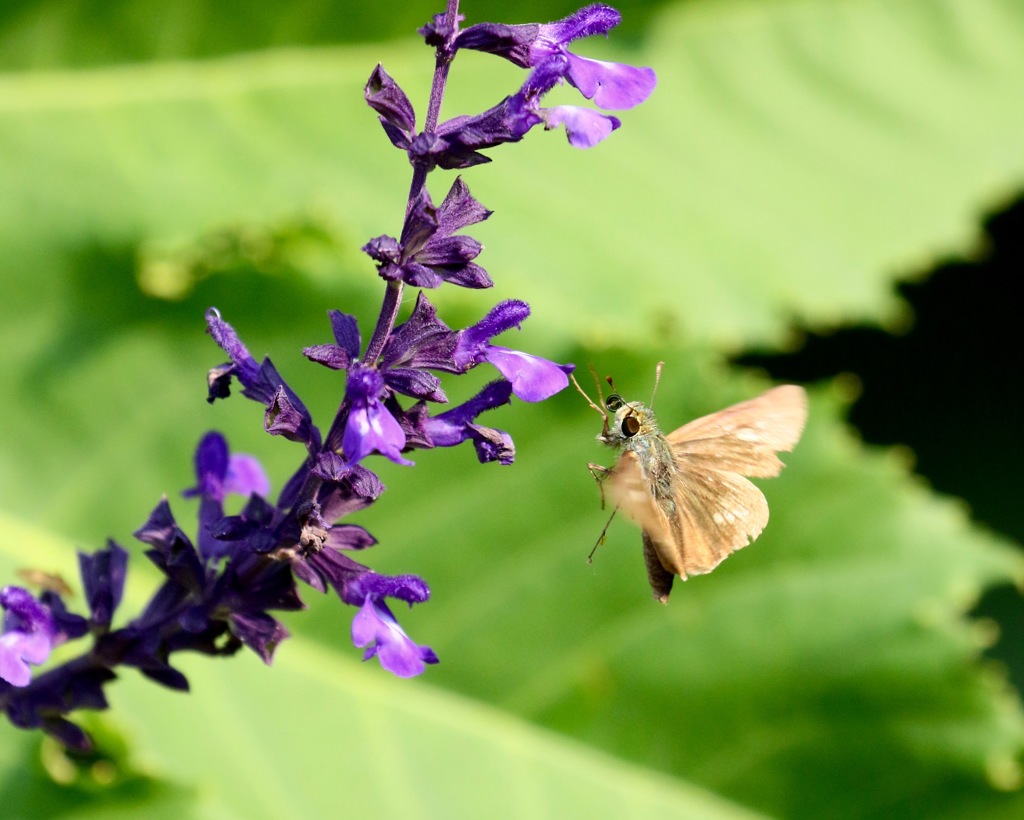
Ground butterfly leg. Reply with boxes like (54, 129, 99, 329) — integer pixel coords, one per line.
(587, 462, 613, 509)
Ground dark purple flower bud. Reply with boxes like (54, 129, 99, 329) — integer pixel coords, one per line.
(352, 597, 438, 678)
(134, 500, 206, 593)
(363, 180, 493, 289)
(365, 65, 416, 147)
(433, 94, 541, 166)
(1, 587, 58, 686)
(305, 551, 363, 596)
(418, 380, 516, 464)
(304, 311, 361, 371)
(343, 363, 412, 466)
(266, 385, 316, 448)
(206, 310, 321, 452)
(228, 612, 289, 664)
(419, 11, 463, 49)
(4, 662, 117, 749)
(38, 591, 88, 641)
(78, 541, 128, 629)
(326, 524, 377, 551)
(454, 21, 540, 66)
(205, 308, 260, 392)
(379, 296, 459, 395)
(314, 462, 385, 520)
(453, 301, 574, 401)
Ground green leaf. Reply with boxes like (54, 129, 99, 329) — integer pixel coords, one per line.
(2, 0, 1024, 817)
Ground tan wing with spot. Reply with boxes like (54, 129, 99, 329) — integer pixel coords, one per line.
(668, 385, 807, 477)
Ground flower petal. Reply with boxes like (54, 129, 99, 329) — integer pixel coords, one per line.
(565, 53, 656, 110)
(544, 105, 620, 148)
(484, 347, 573, 401)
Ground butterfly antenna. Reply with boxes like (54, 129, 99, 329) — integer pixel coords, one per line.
(570, 372, 606, 420)
(649, 361, 664, 408)
(588, 506, 620, 564)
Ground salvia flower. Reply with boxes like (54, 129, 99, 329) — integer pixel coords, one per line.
(3, 2, 654, 750)
(454, 300, 574, 401)
(0, 587, 59, 687)
(343, 362, 413, 465)
(456, 4, 656, 112)
(353, 596, 439, 678)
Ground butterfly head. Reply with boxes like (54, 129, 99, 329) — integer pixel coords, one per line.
(599, 394, 658, 447)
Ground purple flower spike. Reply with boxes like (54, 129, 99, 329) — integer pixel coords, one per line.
(343, 364, 413, 466)
(1, 587, 57, 687)
(352, 597, 438, 678)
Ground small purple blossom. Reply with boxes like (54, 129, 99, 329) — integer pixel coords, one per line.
(418, 380, 517, 464)
(353, 597, 438, 678)
(343, 363, 413, 466)
(456, 4, 655, 111)
(454, 300, 574, 401)
(362, 178, 493, 288)
(1, 587, 58, 687)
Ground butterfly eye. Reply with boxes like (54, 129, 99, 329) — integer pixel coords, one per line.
(606, 394, 624, 411)
(620, 415, 641, 438)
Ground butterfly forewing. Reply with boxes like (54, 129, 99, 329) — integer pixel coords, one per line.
(667, 385, 808, 478)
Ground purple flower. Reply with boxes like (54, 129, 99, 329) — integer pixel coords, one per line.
(347, 573, 436, 677)
(457, 5, 656, 111)
(434, 4, 655, 154)
(1, 587, 58, 687)
(362, 178, 493, 288)
(364, 64, 416, 149)
(414, 380, 517, 465)
(184, 432, 271, 561)
(379, 292, 458, 402)
(352, 597, 438, 678)
(453, 300, 574, 401)
(343, 363, 413, 466)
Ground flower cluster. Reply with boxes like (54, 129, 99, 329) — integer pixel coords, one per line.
(1, 1, 655, 749)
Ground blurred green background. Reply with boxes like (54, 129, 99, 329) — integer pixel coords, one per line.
(2, 0, 1023, 817)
